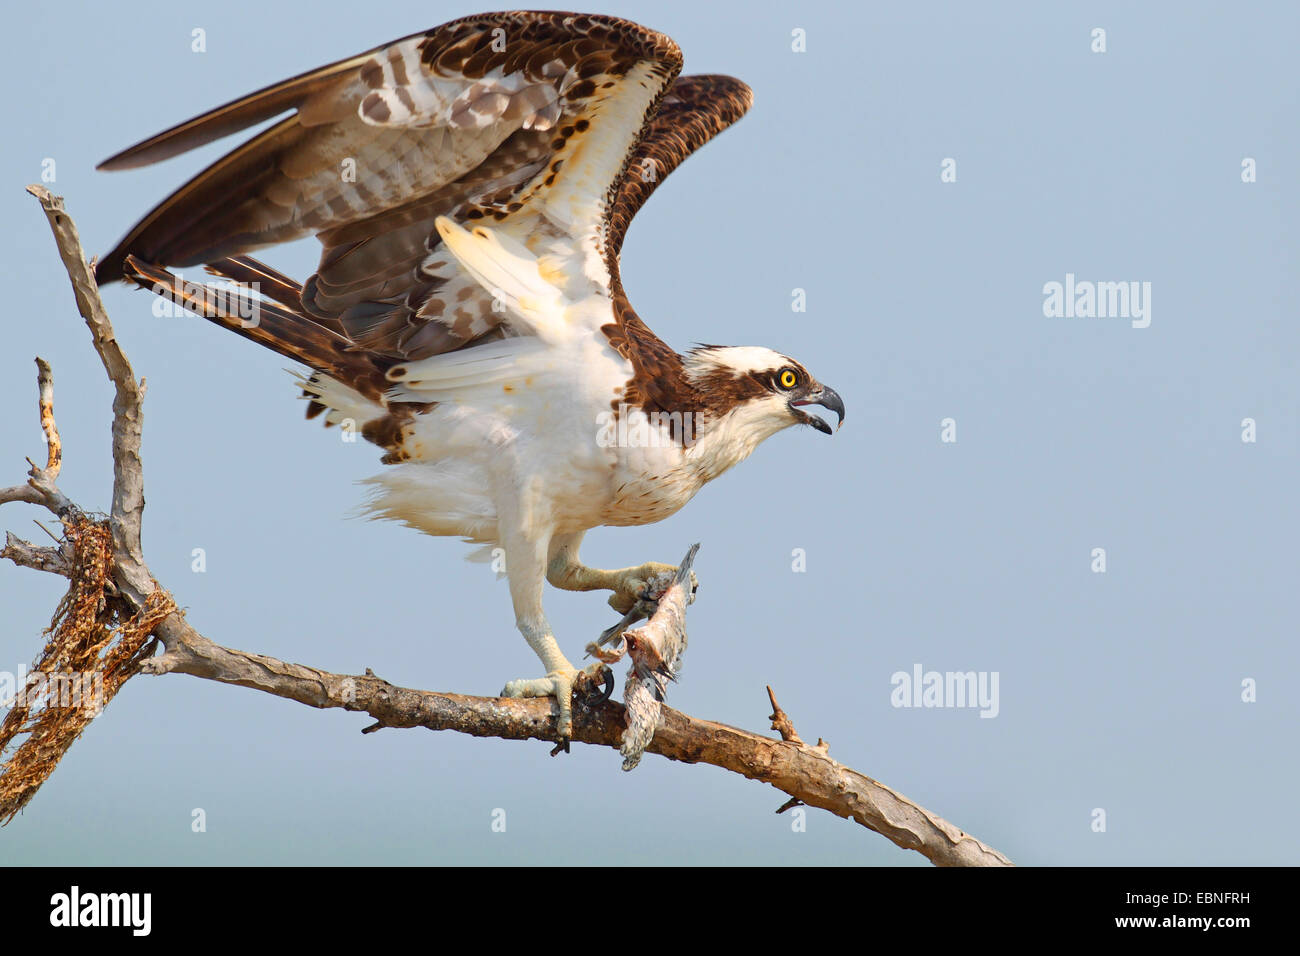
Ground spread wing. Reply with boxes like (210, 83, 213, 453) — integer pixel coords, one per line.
(600, 73, 752, 416)
(97, 12, 751, 421)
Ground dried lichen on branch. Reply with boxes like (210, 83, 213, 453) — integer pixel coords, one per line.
(0, 516, 175, 823)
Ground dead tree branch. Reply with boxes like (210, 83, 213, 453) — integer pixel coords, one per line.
(1, 186, 1013, 867)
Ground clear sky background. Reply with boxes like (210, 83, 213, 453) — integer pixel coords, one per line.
(2, 1, 1296, 865)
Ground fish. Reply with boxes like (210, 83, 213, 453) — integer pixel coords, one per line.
(585, 543, 699, 770)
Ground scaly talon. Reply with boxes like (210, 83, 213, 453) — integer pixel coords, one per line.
(608, 562, 699, 614)
(501, 661, 611, 749)
(502, 669, 577, 742)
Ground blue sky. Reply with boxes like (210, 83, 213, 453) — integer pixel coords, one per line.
(1, 1, 1296, 865)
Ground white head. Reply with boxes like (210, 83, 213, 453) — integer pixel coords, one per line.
(681, 345, 845, 480)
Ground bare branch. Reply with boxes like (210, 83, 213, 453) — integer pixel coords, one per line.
(0, 484, 49, 508)
(141, 636, 1012, 866)
(1, 532, 70, 576)
(35, 357, 61, 479)
(26, 185, 149, 597)
(0, 357, 77, 518)
(767, 684, 803, 743)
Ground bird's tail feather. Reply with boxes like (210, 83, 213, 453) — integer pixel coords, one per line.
(120, 255, 393, 406)
(204, 254, 316, 319)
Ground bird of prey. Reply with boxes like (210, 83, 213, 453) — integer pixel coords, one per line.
(95, 11, 846, 747)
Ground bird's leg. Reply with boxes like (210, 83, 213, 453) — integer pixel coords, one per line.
(547, 532, 698, 614)
(498, 529, 608, 751)
(501, 619, 608, 752)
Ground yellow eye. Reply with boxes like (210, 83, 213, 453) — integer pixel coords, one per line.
(779, 369, 798, 389)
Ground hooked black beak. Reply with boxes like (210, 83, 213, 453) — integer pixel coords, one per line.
(791, 385, 846, 435)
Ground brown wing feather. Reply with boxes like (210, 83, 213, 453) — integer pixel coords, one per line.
(96, 12, 681, 286)
(605, 74, 752, 263)
(99, 18, 753, 436)
(298, 127, 558, 359)
(599, 74, 753, 418)
(121, 255, 395, 404)
(96, 52, 376, 172)
(98, 13, 690, 433)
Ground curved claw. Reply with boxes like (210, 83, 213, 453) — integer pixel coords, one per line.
(549, 738, 571, 757)
(595, 667, 615, 703)
(576, 664, 615, 706)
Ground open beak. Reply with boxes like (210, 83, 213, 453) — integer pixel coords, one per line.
(791, 385, 846, 435)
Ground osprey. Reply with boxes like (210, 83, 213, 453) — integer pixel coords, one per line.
(96, 11, 845, 747)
